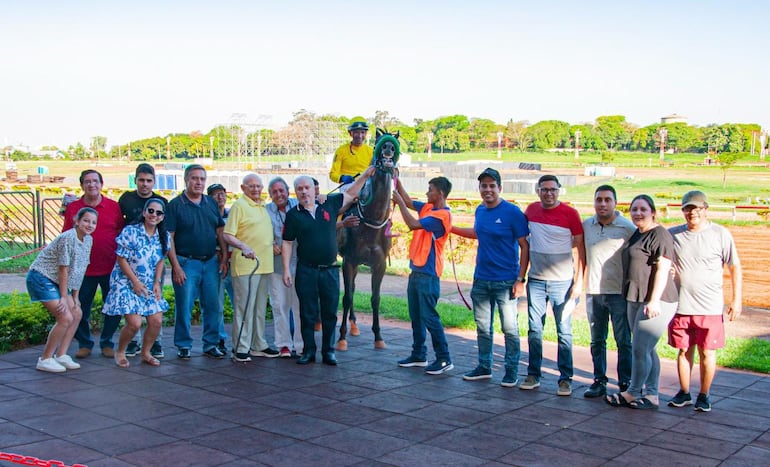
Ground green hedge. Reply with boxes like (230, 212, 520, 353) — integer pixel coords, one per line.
(0, 287, 273, 354)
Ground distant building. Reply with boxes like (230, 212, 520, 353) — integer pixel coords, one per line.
(661, 113, 688, 124)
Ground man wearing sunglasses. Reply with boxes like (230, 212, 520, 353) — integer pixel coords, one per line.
(118, 163, 168, 359)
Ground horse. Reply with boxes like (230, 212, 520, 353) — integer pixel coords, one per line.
(336, 129, 400, 351)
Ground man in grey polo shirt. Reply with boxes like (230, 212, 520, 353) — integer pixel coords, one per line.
(582, 185, 636, 398)
(667, 190, 742, 412)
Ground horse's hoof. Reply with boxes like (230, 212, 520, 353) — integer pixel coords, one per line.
(374, 340, 387, 350)
(349, 321, 360, 336)
(336, 340, 348, 351)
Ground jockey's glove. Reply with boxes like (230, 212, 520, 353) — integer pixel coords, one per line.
(340, 175, 355, 184)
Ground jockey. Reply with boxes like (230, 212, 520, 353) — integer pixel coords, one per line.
(329, 116, 374, 191)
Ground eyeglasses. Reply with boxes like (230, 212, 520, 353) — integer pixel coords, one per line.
(146, 208, 164, 216)
(682, 205, 706, 213)
(539, 188, 559, 193)
(244, 184, 262, 190)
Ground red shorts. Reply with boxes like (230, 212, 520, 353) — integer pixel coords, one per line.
(668, 314, 725, 350)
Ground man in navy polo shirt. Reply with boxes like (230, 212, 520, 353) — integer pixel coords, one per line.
(452, 167, 530, 387)
(166, 164, 228, 359)
(281, 168, 373, 366)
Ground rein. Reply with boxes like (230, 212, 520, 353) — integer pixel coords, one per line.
(448, 235, 472, 310)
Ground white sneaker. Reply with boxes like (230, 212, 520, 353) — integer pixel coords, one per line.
(55, 354, 81, 370)
(37, 357, 66, 373)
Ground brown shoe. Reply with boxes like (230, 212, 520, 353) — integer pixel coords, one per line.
(101, 347, 115, 358)
(75, 347, 91, 359)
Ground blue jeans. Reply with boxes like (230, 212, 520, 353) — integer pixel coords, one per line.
(407, 272, 450, 362)
(219, 267, 234, 342)
(173, 256, 223, 352)
(75, 274, 121, 350)
(526, 278, 573, 381)
(586, 294, 632, 385)
(471, 279, 520, 371)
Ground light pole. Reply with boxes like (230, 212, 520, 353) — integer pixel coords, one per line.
(166, 136, 171, 161)
(760, 131, 767, 161)
(209, 136, 214, 160)
(659, 127, 668, 162)
(574, 130, 582, 161)
(497, 131, 503, 159)
(427, 132, 433, 159)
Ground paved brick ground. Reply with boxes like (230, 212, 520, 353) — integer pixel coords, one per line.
(1, 315, 768, 466)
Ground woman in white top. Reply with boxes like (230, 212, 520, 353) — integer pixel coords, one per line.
(27, 207, 97, 373)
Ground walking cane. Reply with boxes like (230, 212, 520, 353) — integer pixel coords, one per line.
(232, 257, 260, 363)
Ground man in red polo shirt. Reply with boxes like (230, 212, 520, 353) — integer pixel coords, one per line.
(63, 170, 125, 359)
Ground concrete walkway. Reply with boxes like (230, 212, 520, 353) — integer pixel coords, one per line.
(1, 274, 769, 466)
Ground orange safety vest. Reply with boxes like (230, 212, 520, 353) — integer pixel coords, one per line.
(409, 204, 452, 276)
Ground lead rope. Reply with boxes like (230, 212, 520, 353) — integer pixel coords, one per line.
(448, 234, 472, 310)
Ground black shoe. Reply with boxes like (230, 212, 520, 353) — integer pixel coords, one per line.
(694, 393, 711, 412)
(322, 354, 338, 366)
(204, 347, 225, 359)
(233, 352, 252, 362)
(217, 339, 227, 355)
(619, 382, 630, 393)
(150, 342, 164, 359)
(125, 341, 141, 357)
(297, 354, 316, 365)
(584, 381, 607, 398)
(177, 348, 191, 360)
(668, 390, 693, 408)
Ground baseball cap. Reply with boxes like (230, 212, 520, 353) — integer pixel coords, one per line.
(477, 167, 501, 185)
(682, 190, 708, 208)
(207, 183, 226, 196)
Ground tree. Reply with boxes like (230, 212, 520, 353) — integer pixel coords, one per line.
(467, 118, 498, 149)
(716, 152, 746, 188)
(505, 120, 530, 151)
(524, 120, 570, 150)
(595, 115, 633, 150)
(664, 122, 700, 153)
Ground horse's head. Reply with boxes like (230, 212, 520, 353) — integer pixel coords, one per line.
(373, 128, 400, 172)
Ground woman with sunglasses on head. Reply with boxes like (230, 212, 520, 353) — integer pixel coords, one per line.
(101, 199, 171, 368)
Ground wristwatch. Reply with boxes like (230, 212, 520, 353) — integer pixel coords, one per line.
(516, 277, 526, 284)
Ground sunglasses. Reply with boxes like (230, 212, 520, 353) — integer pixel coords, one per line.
(146, 208, 164, 216)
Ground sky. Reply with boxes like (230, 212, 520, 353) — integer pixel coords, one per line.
(1, 0, 768, 149)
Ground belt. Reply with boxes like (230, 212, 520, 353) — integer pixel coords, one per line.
(178, 253, 215, 261)
(299, 262, 339, 270)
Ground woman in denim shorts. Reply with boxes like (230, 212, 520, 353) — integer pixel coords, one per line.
(27, 207, 97, 373)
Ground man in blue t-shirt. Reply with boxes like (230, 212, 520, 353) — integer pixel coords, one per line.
(452, 168, 529, 387)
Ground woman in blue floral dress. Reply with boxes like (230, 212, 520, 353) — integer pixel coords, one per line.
(102, 199, 171, 367)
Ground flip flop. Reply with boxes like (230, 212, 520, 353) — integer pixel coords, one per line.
(629, 397, 659, 410)
(605, 392, 631, 407)
(142, 356, 160, 367)
(114, 357, 130, 368)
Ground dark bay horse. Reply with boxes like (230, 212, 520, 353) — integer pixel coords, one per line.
(336, 129, 399, 350)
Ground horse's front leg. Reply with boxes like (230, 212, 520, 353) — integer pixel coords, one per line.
(337, 262, 357, 351)
(371, 259, 387, 349)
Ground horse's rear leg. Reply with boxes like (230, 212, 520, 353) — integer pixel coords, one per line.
(336, 263, 357, 351)
(371, 261, 387, 349)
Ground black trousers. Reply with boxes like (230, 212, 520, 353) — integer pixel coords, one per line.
(295, 263, 339, 356)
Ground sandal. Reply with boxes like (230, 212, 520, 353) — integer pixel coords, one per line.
(605, 392, 631, 407)
(628, 397, 659, 410)
(142, 356, 161, 367)
(114, 357, 130, 368)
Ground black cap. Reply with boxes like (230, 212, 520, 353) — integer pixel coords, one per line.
(207, 183, 226, 196)
(478, 167, 501, 185)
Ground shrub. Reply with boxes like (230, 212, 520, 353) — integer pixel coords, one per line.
(0, 293, 54, 352)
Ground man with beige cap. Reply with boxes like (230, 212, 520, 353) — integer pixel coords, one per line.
(667, 190, 742, 412)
